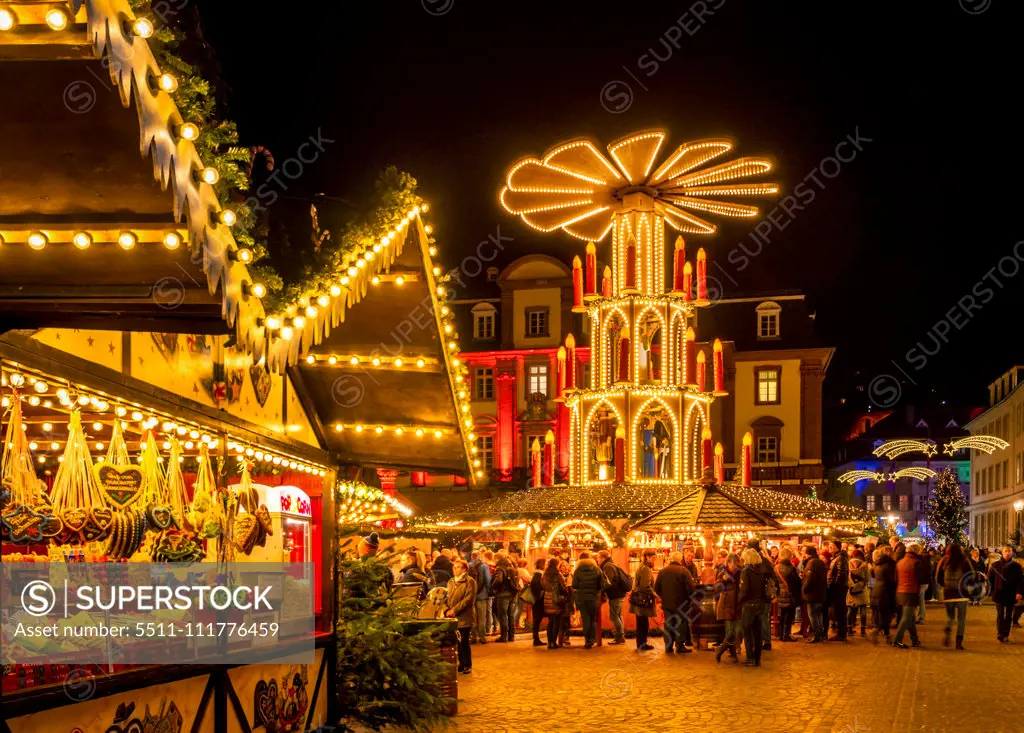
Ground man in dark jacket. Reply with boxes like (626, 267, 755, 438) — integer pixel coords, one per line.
(571, 551, 607, 648)
(680, 545, 701, 648)
(871, 546, 897, 643)
(826, 540, 850, 641)
(746, 539, 776, 650)
(529, 558, 546, 647)
(491, 550, 521, 642)
(654, 551, 695, 654)
(801, 545, 828, 642)
(738, 548, 769, 666)
(988, 545, 1024, 642)
(598, 550, 627, 644)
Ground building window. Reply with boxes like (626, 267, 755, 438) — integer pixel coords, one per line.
(866, 495, 876, 512)
(755, 367, 781, 405)
(525, 307, 550, 338)
(472, 304, 496, 341)
(486, 266, 499, 282)
(476, 436, 494, 471)
(899, 495, 910, 512)
(528, 363, 549, 398)
(755, 301, 781, 340)
(882, 494, 892, 512)
(755, 436, 778, 463)
(475, 367, 493, 400)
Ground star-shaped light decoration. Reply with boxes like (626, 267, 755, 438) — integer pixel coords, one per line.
(499, 130, 779, 241)
(871, 439, 937, 460)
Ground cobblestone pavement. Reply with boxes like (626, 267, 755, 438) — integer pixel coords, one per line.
(453, 603, 1022, 733)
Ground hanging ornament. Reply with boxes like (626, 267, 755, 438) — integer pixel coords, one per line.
(166, 438, 194, 531)
(52, 410, 112, 544)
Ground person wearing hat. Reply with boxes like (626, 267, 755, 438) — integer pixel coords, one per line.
(358, 531, 380, 558)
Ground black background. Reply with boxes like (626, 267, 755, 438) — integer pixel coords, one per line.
(194, 0, 1024, 412)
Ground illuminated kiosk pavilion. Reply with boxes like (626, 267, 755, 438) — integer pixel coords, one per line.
(412, 130, 877, 550)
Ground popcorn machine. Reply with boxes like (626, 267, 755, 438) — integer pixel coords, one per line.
(234, 483, 313, 564)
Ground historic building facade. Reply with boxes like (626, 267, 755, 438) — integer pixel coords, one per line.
(451, 256, 831, 491)
(967, 365, 1024, 547)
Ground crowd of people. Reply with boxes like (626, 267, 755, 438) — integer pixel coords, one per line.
(393, 538, 1024, 674)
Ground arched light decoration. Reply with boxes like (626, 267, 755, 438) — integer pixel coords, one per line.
(499, 131, 778, 242)
(542, 518, 613, 549)
(337, 480, 413, 523)
(872, 439, 938, 459)
(942, 436, 1010, 455)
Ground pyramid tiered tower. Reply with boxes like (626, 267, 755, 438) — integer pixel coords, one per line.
(500, 131, 778, 489)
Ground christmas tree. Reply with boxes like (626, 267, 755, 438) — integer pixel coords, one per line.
(924, 466, 969, 546)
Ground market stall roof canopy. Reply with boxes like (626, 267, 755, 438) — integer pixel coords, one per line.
(632, 483, 877, 533)
(413, 481, 876, 531)
(290, 220, 474, 476)
(0, 3, 265, 338)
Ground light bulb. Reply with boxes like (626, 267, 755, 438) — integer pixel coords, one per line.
(163, 231, 182, 250)
(0, 9, 16, 31)
(178, 122, 199, 141)
(280, 326, 294, 340)
(317, 295, 329, 308)
(200, 167, 219, 185)
(305, 305, 318, 318)
(45, 8, 68, 30)
(394, 358, 403, 367)
(395, 276, 405, 286)
(73, 232, 92, 249)
(234, 247, 253, 263)
(28, 232, 48, 250)
(132, 16, 154, 38)
(118, 232, 137, 250)
(218, 209, 237, 226)
(292, 316, 306, 329)
(156, 73, 178, 92)
(249, 283, 266, 298)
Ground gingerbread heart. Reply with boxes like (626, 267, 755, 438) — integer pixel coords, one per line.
(95, 465, 144, 509)
(40, 513, 64, 538)
(255, 505, 273, 537)
(233, 514, 258, 555)
(254, 679, 279, 730)
(61, 507, 89, 533)
(90, 507, 114, 532)
(147, 505, 173, 531)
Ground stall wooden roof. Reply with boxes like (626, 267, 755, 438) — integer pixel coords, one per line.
(289, 219, 474, 478)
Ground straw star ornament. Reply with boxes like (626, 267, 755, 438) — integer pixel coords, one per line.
(499, 130, 779, 241)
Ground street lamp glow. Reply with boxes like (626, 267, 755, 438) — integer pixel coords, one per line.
(1014, 500, 1024, 512)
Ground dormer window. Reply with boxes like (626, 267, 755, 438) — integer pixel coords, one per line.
(756, 301, 781, 340)
(472, 303, 497, 340)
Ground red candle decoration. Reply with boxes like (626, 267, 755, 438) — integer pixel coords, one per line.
(531, 438, 542, 486)
(684, 327, 696, 386)
(614, 426, 625, 483)
(671, 236, 687, 294)
(571, 255, 585, 312)
(543, 430, 555, 485)
(696, 248, 708, 304)
(696, 349, 707, 392)
(555, 345, 566, 401)
(714, 442, 725, 484)
(565, 333, 576, 390)
(682, 262, 693, 302)
(624, 234, 637, 292)
(601, 266, 612, 297)
(618, 326, 630, 383)
(701, 427, 713, 473)
(584, 241, 597, 299)
(713, 338, 725, 394)
(741, 432, 753, 487)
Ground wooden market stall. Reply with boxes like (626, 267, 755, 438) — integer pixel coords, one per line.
(0, 1, 475, 730)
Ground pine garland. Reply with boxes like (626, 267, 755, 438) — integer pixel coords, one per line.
(925, 466, 969, 546)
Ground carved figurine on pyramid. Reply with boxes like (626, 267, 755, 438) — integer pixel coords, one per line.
(500, 130, 777, 486)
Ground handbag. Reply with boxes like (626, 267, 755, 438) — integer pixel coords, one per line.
(631, 587, 656, 609)
(518, 584, 535, 605)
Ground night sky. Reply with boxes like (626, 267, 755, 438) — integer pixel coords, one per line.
(195, 0, 1023, 412)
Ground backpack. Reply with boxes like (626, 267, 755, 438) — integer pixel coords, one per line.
(609, 563, 633, 596)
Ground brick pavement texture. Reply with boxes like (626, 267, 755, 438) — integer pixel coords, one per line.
(452, 603, 1023, 733)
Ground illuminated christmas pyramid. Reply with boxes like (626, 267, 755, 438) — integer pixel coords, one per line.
(500, 131, 778, 489)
